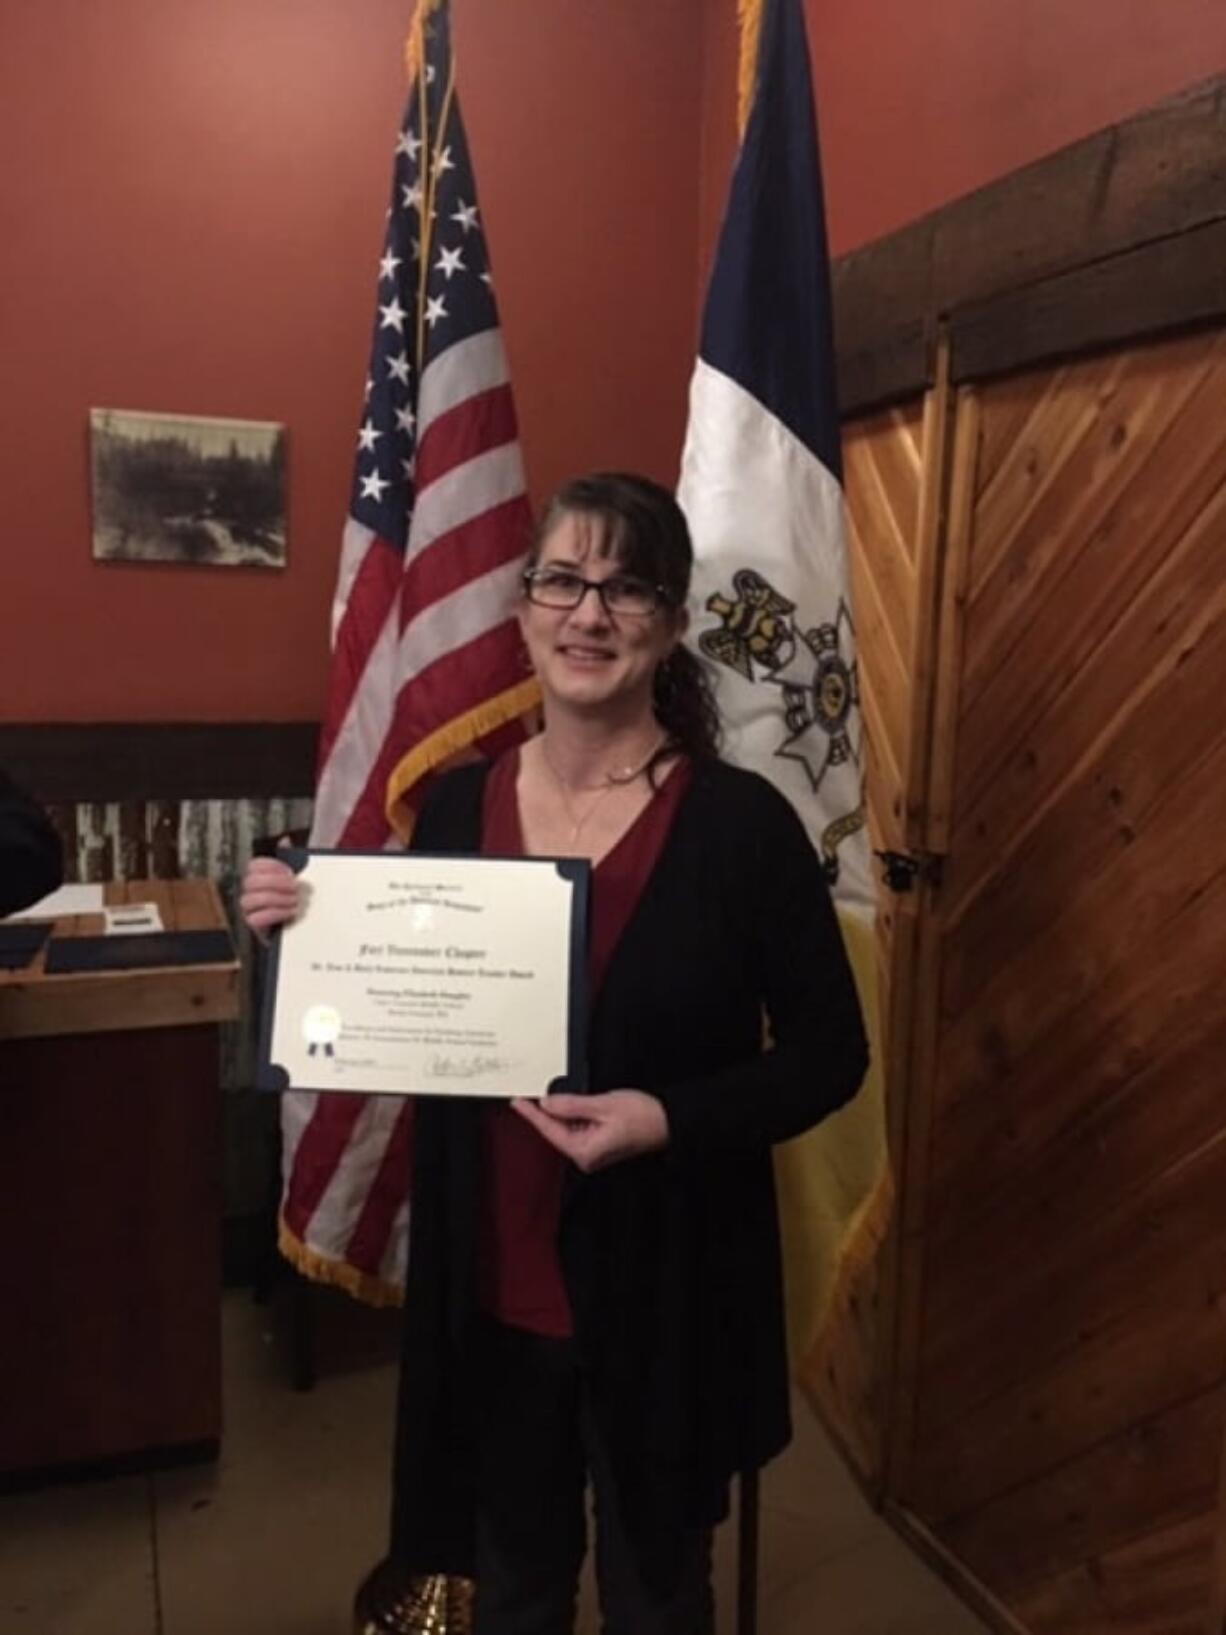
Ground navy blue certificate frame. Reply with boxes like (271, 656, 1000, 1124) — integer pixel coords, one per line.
(256, 848, 590, 1099)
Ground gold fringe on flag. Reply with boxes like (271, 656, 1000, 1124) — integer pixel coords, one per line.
(384, 678, 542, 842)
(404, 0, 446, 81)
(278, 1213, 405, 1309)
(736, 0, 766, 136)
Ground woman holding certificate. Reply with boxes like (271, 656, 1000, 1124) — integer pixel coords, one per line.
(240, 472, 868, 1635)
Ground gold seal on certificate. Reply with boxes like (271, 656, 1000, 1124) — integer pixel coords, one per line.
(257, 851, 589, 1098)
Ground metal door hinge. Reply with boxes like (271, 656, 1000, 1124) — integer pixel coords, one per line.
(874, 849, 944, 893)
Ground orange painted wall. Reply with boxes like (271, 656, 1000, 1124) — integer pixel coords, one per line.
(9, 1, 1223, 725)
(698, 0, 1226, 272)
(1, 1, 703, 723)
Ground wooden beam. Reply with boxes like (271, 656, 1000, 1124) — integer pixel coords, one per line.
(834, 74, 1226, 414)
(0, 722, 318, 803)
(833, 216, 935, 413)
(950, 216, 1226, 385)
(836, 317, 932, 427)
(933, 76, 1226, 311)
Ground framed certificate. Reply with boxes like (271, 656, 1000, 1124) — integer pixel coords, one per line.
(256, 851, 589, 1099)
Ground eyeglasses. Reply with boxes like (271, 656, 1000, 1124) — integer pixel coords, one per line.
(522, 565, 670, 619)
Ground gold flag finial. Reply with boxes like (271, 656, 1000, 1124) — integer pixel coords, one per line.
(354, 1562, 475, 1634)
(404, 0, 445, 81)
(736, 0, 765, 136)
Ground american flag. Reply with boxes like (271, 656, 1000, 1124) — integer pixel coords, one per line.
(280, 0, 536, 1302)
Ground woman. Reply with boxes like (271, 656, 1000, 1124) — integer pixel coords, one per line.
(241, 472, 868, 1635)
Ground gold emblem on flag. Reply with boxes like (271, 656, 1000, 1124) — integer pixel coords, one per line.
(700, 573, 865, 884)
(701, 570, 797, 678)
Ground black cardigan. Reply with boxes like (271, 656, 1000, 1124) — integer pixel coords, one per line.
(389, 755, 868, 1591)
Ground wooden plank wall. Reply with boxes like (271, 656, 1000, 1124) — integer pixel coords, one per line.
(891, 325, 1226, 1632)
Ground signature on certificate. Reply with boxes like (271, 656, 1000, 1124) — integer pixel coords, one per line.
(425, 1053, 512, 1081)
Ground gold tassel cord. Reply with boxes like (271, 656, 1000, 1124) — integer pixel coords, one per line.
(736, 0, 765, 137)
(404, 0, 445, 81)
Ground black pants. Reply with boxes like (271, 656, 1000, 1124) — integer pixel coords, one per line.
(472, 1322, 714, 1635)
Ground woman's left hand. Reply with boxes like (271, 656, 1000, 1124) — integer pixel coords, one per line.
(511, 1090, 669, 1174)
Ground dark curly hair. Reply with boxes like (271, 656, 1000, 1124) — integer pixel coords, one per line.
(529, 471, 722, 765)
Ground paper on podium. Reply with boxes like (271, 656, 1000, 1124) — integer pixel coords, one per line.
(8, 884, 105, 922)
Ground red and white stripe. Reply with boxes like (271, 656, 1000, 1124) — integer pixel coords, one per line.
(280, 327, 533, 1299)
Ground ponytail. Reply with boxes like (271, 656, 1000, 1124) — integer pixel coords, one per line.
(652, 643, 721, 768)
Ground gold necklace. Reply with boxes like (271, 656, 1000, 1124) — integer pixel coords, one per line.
(540, 736, 665, 845)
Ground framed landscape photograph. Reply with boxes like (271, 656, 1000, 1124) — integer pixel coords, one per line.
(89, 408, 287, 568)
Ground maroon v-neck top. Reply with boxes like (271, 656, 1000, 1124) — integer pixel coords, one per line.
(477, 746, 692, 1337)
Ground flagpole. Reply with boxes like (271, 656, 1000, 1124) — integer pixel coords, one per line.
(349, 3, 532, 1621)
(681, 0, 879, 1620)
(737, 1468, 761, 1635)
(734, 8, 765, 1625)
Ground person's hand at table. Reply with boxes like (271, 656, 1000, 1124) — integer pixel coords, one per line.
(512, 1090, 669, 1174)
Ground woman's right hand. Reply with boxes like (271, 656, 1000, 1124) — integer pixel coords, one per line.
(239, 856, 301, 940)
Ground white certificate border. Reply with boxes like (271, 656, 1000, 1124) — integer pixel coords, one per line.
(255, 848, 590, 1099)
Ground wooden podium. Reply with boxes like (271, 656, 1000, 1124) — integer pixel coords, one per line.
(0, 881, 239, 1480)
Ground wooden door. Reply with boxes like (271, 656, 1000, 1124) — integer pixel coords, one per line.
(811, 376, 949, 1484)
(889, 326, 1226, 1633)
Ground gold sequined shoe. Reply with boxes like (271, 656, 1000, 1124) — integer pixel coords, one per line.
(353, 1560, 475, 1635)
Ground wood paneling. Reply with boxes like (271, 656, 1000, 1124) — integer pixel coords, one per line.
(1, 1022, 224, 1474)
(886, 324, 1226, 1632)
(941, 1385, 1225, 1595)
(916, 1254, 1226, 1521)
(1012, 1513, 1216, 1635)
(957, 333, 1226, 823)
